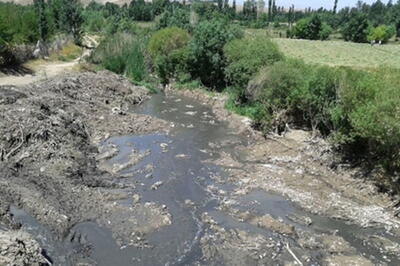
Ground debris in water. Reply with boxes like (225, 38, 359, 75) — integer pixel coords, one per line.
(151, 181, 164, 190)
(185, 111, 197, 116)
(132, 194, 141, 204)
(175, 154, 190, 159)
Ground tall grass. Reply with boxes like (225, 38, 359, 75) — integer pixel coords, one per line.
(90, 33, 148, 82)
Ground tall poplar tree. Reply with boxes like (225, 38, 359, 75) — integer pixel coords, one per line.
(333, 0, 339, 14)
(34, 0, 48, 41)
(60, 0, 83, 44)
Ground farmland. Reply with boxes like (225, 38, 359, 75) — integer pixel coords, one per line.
(274, 38, 400, 69)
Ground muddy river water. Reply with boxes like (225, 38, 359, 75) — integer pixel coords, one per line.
(10, 92, 400, 265)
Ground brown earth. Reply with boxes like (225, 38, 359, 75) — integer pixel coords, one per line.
(0, 71, 171, 264)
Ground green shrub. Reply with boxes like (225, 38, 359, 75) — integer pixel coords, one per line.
(293, 66, 340, 133)
(245, 60, 309, 131)
(293, 15, 332, 41)
(224, 36, 283, 94)
(83, 10, 106, 32)
(342, 11, 370, 43)
(319, 23, 333, 40)
(154, 47, 190, 85)
(147, 27, 190, 84)
(0, 3, 40, 44)
(334, 68, 400, 170)
(245, 58, 400, 173)
(189, 18, 243, 89)
(148, 27, 189, 59)
(367, 25, 395, 43)
(157, 8, 191, 31)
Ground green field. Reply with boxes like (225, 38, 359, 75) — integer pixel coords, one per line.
(274, 38, 400, 69)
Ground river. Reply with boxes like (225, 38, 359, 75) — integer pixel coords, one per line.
(10, 92, 400, 265)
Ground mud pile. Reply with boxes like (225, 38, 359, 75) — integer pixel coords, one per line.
(0, 230, 48, 265)
(0, 71, 169, 263)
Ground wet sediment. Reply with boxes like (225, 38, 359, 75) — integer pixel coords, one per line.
(1, 74, 400, 265)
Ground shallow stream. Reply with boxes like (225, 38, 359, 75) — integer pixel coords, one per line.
(11, 93, 400, 265)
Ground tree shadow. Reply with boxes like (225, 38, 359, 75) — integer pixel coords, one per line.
(0, 64, 34, 76)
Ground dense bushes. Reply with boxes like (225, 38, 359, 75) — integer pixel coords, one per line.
(245, 58, 400, 172)
(334, 68, 400, 170)
(188, 19, 242, 89)
(157, 8, 191, 31)
(148, 27, 190, 84)
(88, 5, 400, 177)
(342, 12, 370, 43)
(367, 25, 395, 43)
(224, 36, 283, 95)
(0, 3, 40, 45)
(148, 27, 189, 59)
(292, 15, 332, 41)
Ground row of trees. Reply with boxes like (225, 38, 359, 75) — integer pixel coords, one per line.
(0, 0, 83, 45)
(294, 0, 400, 42)
(64, 0, 400, 44)
(2, 0, 400, 48)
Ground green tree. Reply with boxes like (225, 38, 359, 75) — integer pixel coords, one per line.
(157, 7, 190, 30)
(217, 0, 223, 10)
(333, 0, 338, 14)
(152, 0, 169, 16)
(148, 27, 190, 84)
(129, 0, 154, 21)
(34, 0, 48, 41)
(61, 0, 83, 44)
(368, 0, 386, 26)
(294, 15, 331, 40)
(189, 18, 243, 89)
(267, 0, 272, 21)
(342, 11, 370, 43)
(397, 20, 400, 37)
(367, 24, 395, 43)
(272, 0, 277, 20)
(224, 36, 283, 99)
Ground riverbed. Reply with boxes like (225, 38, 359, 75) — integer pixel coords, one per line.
(8, 91, 400, 265)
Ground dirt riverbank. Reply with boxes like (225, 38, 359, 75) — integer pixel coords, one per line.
(0, 71, 170, 264)
(173, 89, 400, 231)
(1, 71, 400, 265)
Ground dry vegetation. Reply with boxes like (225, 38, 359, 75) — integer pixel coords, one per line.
(49, 42, 82, 61)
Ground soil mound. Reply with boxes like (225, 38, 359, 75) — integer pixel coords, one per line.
(0, 71, 168, 263)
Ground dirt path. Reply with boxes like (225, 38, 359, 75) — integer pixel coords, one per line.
(0, 37, 96, 87)
(0, 59, 79, 86)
